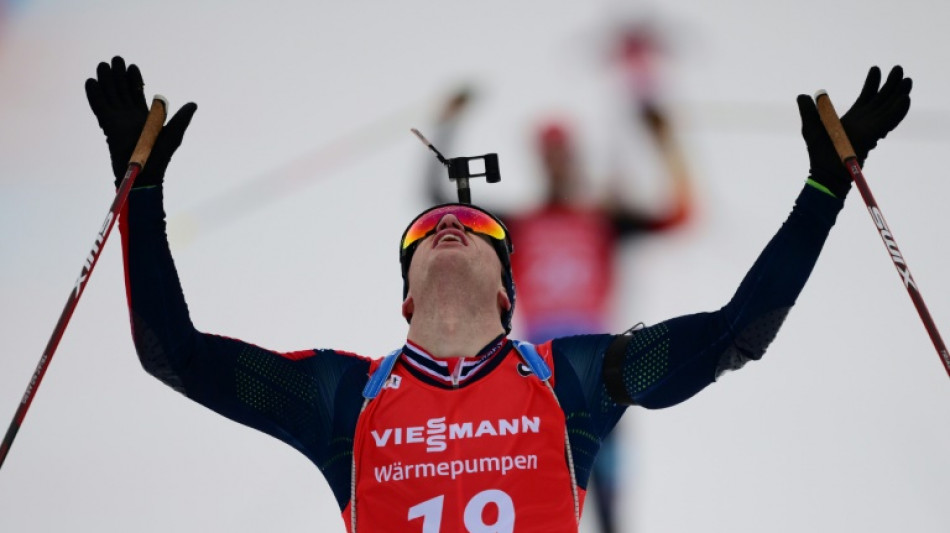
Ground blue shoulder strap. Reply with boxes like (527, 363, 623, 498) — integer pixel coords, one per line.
(511, 339, 552, 381)
(362, 348, 402, 400)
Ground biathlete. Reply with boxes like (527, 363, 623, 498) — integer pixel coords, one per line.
(86, 56, 911, 532)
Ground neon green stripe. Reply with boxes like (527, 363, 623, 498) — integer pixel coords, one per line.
(806, 178, 837, 198)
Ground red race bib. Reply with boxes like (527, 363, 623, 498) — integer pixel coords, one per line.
(346, 347, 581, 532)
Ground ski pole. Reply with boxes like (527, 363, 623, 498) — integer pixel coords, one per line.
(0, 95, 168, 470)
(815, 90, 950, 380)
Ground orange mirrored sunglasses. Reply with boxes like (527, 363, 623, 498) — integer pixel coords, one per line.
(400, 204, 511, 253)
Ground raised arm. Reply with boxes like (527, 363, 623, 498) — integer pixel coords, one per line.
(601, 66, 912, 408)
(606, 96, 695, 235)
(86, 58, 370, 502)
(604, 35, 695, 236)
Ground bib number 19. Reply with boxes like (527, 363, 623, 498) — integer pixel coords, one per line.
(408, 489, 515, 533)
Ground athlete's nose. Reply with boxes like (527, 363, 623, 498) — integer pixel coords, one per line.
(436, 214, 465, 232)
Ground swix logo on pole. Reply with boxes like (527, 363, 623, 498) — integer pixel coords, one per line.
(74, 212, 114, 298)
(20, 354, 48, 405)
(868, 206, 917, 290)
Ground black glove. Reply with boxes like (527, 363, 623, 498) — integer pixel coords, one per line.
(85, 56, 197, 188)
(797, 65, 912, 198)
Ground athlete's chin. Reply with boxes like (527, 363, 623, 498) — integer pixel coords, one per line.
(427, 250, 473, 270)
(425, 261, 496, 292)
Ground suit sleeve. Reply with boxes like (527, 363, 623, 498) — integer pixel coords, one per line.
(556, 184, 844, 414)
(118, 186, 369, 490)
(611, 184, 845, 408)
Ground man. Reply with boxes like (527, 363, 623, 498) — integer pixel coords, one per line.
(87, 56, 911, 532)
(422, 39, 692, 530)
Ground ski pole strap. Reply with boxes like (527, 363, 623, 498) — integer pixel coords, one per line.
(362, 349, 402, 399)
(603, 333, 635, 406)
(510, 340, 552, 381)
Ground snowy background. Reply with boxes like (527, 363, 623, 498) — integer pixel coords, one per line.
(1, 1, 949, 531)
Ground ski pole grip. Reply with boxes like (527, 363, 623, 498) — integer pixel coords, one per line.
(129, 95, 169, 168)
(814, 90, 857, 163)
